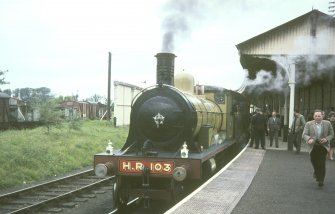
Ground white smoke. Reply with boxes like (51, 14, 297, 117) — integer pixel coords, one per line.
(161, 0, 207, 52)
(245, 68, 288, 94)
(246, 25, 335, 93)
(292, 25, 335, 85)
(294, 55, 335, 86)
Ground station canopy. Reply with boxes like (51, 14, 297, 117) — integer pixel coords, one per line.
(235, 10, 335, 94)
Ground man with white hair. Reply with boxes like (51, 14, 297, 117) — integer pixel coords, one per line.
(302, 109, 334, 187)
(267, 111, 281, 148)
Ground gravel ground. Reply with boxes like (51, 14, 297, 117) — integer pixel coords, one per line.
(0, 166, 93, 196)
(59, 186, 114, 214)
(0, 166, 116, 214)
(1, 166, 168, 214)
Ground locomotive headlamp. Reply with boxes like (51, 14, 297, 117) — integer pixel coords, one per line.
(172, 166, 187, 181)
(95, 162, 114, 177)
(105, 140, 114, 155)
(181, 142, 189, 158)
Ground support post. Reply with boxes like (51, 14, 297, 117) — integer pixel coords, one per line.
(288, 63, 295, 129)
(287, 63, 296, 151)
(107, 52, 112, 121)
(283, 95, 288, 142)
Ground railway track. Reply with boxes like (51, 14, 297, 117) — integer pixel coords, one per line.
(0, 169, 114, 214)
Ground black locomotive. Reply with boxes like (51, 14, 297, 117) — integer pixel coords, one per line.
(124, 84, 225, 153)
(94, 53, 250, 210)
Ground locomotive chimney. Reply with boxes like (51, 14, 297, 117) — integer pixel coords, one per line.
(155, 53, 176, 86)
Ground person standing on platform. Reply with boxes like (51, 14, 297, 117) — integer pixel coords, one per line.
(327, 111, 335, 160)
(249, 111, 257, 147)
(302, 109, 334, 187)
(267, 111, 281, 148)
(251, 108, 267, 149)
(289, 109, 306, 153)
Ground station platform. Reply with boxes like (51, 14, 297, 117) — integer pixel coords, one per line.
(165, 139, 335, 214)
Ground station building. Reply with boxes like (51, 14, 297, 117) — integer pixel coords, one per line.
(113, 81, 143, 126)
(236, 9, 335, 139)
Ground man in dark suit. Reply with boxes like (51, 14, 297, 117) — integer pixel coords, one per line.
(249, 111, 257, 147)
(267, 111, 281, 148)
(302, 109, 334, 187)
(251, 108, 267, 149)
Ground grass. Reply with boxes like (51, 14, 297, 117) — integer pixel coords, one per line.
(0, 120, 129, 189)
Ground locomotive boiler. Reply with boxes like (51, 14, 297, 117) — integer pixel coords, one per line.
(94, 53, 250, 210)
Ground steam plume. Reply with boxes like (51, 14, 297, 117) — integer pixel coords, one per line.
(245, 68, 288, 94)
(161, 0, 204, 52)
(292, 28, 335, 85)
(245, 26, 335, 95)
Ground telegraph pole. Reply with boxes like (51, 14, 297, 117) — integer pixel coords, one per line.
(330, 1, 335, 16)
(107, 52, 111, 121)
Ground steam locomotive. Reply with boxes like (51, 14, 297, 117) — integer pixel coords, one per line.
(94, 53, 250, 210)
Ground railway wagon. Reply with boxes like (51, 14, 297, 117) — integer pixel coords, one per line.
(0, 92, 10, 129)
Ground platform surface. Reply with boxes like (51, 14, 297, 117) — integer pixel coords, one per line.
(166, 139, 335, 214)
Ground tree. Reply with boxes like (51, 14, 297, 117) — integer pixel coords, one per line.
(33, 87, 52, 103)
(14, 87, 34, 101)
(12, 87, 53, 105)
(3, 89, 11, 96)
(55, 95, 79, 103)
(66, 111, 82, 132)
(0, 70, 9, 91)
(38, 99, 63, 133)
(87, 94, 103, 103)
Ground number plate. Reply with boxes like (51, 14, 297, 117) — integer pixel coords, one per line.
(119, 160, 174, 174)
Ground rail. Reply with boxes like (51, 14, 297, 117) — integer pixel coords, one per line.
(0, 169, 114, 214)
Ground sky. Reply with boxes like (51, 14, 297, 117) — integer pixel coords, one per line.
(0, 0, 331, 100)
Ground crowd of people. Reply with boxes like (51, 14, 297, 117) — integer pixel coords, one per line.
(249, 108, 335, 187)
(249, 109, 282, 150)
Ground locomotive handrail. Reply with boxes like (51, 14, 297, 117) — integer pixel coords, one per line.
(131, 84, 159, 107)
(130, 84, 194, 108)
(119, 141, 137, 154)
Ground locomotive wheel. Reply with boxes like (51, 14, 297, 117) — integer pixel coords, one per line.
(170, 179, 183, 204)
(113, 176, 129, 210)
